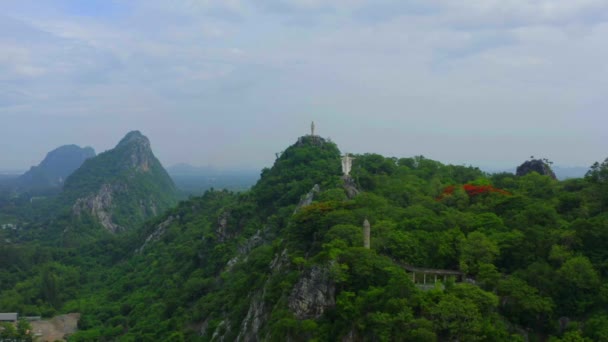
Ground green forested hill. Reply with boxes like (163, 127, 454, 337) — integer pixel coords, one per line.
(59, 131, 178, 235)
(2, 136, 608, 341)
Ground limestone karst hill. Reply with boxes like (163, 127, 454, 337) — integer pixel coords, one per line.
(252, 135, 342, 212)
(62, 130, 177, 233)
(15, 144, 96, 192)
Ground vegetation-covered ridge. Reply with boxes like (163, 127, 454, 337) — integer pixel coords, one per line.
(63, 131, 173, 199)
(62, 130, 178, 234)
(2, 136, 608, 341)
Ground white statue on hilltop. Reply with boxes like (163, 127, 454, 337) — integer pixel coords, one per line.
(341, 153, 355, 176)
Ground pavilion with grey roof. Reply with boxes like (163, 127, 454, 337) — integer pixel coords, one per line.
(0, 313, 18, 322)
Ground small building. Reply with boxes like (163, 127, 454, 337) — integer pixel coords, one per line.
(400, 264, 465, 291)
(0, 313, 18, 322)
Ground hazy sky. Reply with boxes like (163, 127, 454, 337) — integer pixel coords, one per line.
(2, 0, 607, 171)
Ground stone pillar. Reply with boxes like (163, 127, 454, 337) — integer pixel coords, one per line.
(363, 219, 370, 249)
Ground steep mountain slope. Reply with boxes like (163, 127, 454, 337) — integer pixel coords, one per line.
(63, 131, 177, 233)
(16, 145, 96, 191)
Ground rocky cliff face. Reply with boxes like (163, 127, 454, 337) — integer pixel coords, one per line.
(72, 183, 121, 233)
(516, 159, 557, 180)
(202, 186, 338, 340)
(216, 210, 234, 242)
(136, 216, 176, 253)
(294, 184, 320, 213)
(288, 264, 336, 319)
(235, 249, 290, 342)
(342, 175, 360, 199)
(116, 131, 154, 172)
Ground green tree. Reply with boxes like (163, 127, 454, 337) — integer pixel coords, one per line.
(459, 231, 499, 275)
(583, 314, 608, 341)
(427, 294, 484, 341)
(556, 256, 600, 315)
(497, 276, 554, 329)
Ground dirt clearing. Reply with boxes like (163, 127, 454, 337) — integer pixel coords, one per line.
(30, 313, 80, 342)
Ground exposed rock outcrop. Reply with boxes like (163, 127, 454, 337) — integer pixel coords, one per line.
(342, 175, 359, 199)
(288, 264, 336, 319)
(236, 290, 267, 342)
(236, 249, 290, 342)
(516, 159, 557, 180)
(116, 131, 153, 172)
(225, 229, 269, 271)
(211, 320, 232, 342)
(294, 184, 320, 213)
(269, 248, 290, 273)
(238, 229, 266, 255)
(217, 211, 234, 242)
(72, 183, 122, 233)
(136, 216, 176, 253)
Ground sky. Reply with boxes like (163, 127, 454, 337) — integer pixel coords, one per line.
(2, 0, 607, 172)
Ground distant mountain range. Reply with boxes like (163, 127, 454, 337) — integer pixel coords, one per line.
(484, 165, 589, 180)
(551, 166, 589, 179)
(15, 145, 95, 191)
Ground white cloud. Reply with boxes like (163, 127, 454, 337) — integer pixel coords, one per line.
(434, 0, 608, 27)
(1, 0, 607, 169)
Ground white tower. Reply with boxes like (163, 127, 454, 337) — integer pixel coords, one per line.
(363, 219, 370, 249)
(311, 121, 315, 136)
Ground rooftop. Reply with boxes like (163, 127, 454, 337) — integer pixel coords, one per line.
(0, 313, 18, 321)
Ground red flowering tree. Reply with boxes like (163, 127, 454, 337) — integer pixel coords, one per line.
(438, 184, 510, 200)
